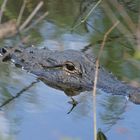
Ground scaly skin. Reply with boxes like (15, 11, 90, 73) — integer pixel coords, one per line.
(0, 47, 140, 104)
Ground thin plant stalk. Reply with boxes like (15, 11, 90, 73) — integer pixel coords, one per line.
(136, 4, 140, 50)
(107, 0, 136, 34)
(19, 1, 44, 31)
(93, 20, 119, 140)
(81, 0, 102, 23)
(23, 11, 49, 32)
(72, 0, 102, 31)
(101, 2, 135, 47)
(0, 0, 8, 23)
(17, 0, 27, 27)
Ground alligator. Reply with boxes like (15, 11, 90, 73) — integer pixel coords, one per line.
(0, 46, 140, 104)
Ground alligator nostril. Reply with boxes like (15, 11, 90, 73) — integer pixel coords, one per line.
(1, 48, 7, 54)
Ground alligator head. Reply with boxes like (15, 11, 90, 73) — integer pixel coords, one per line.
(1, 46, 140, 104)
(0, 47, 96, 96)
(29, 48, 96, 96)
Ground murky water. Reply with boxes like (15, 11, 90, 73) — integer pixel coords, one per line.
(0, 0, 140, 140)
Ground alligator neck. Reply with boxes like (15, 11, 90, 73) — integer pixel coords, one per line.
(97, 68, 139, 96)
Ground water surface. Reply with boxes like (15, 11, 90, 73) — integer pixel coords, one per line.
(0, 0, 140, 140)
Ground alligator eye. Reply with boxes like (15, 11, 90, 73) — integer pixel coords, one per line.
(64, 61, 82, 76)
(65, 62, 75, 71)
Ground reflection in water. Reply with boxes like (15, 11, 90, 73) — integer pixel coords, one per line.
(0, 111, 11, 140)
(98, 94, 127, 132)
(0, 80, 39, 109)
(0, 62, 92, 139)
(39, 21, 89, 50)
(0, 61, 139, 140)
(0, 0, 140, 139)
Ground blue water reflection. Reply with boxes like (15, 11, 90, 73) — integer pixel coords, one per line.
(39, 21, 89, 50)
(0, 7, 140, 140)
(0, 64, 94, 140)
(0, 61, 139, 140)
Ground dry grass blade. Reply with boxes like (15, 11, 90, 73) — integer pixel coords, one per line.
(23, 11, 49, 32)
(19, 1, 44, 31)
(101, 1, 135, 47)
(71, 0, 102, 31)
(136, 6, 140, 51)
(93, 21, 119, 140)
(81, 0, 102, 23)
(0, 0, 8, 23)
(16, 0, 27, 27)
(107, 0, 136, 34)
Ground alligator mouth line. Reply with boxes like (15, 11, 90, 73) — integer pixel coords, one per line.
(40, 63, 64, 69)
(40, 62, 82, 77)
